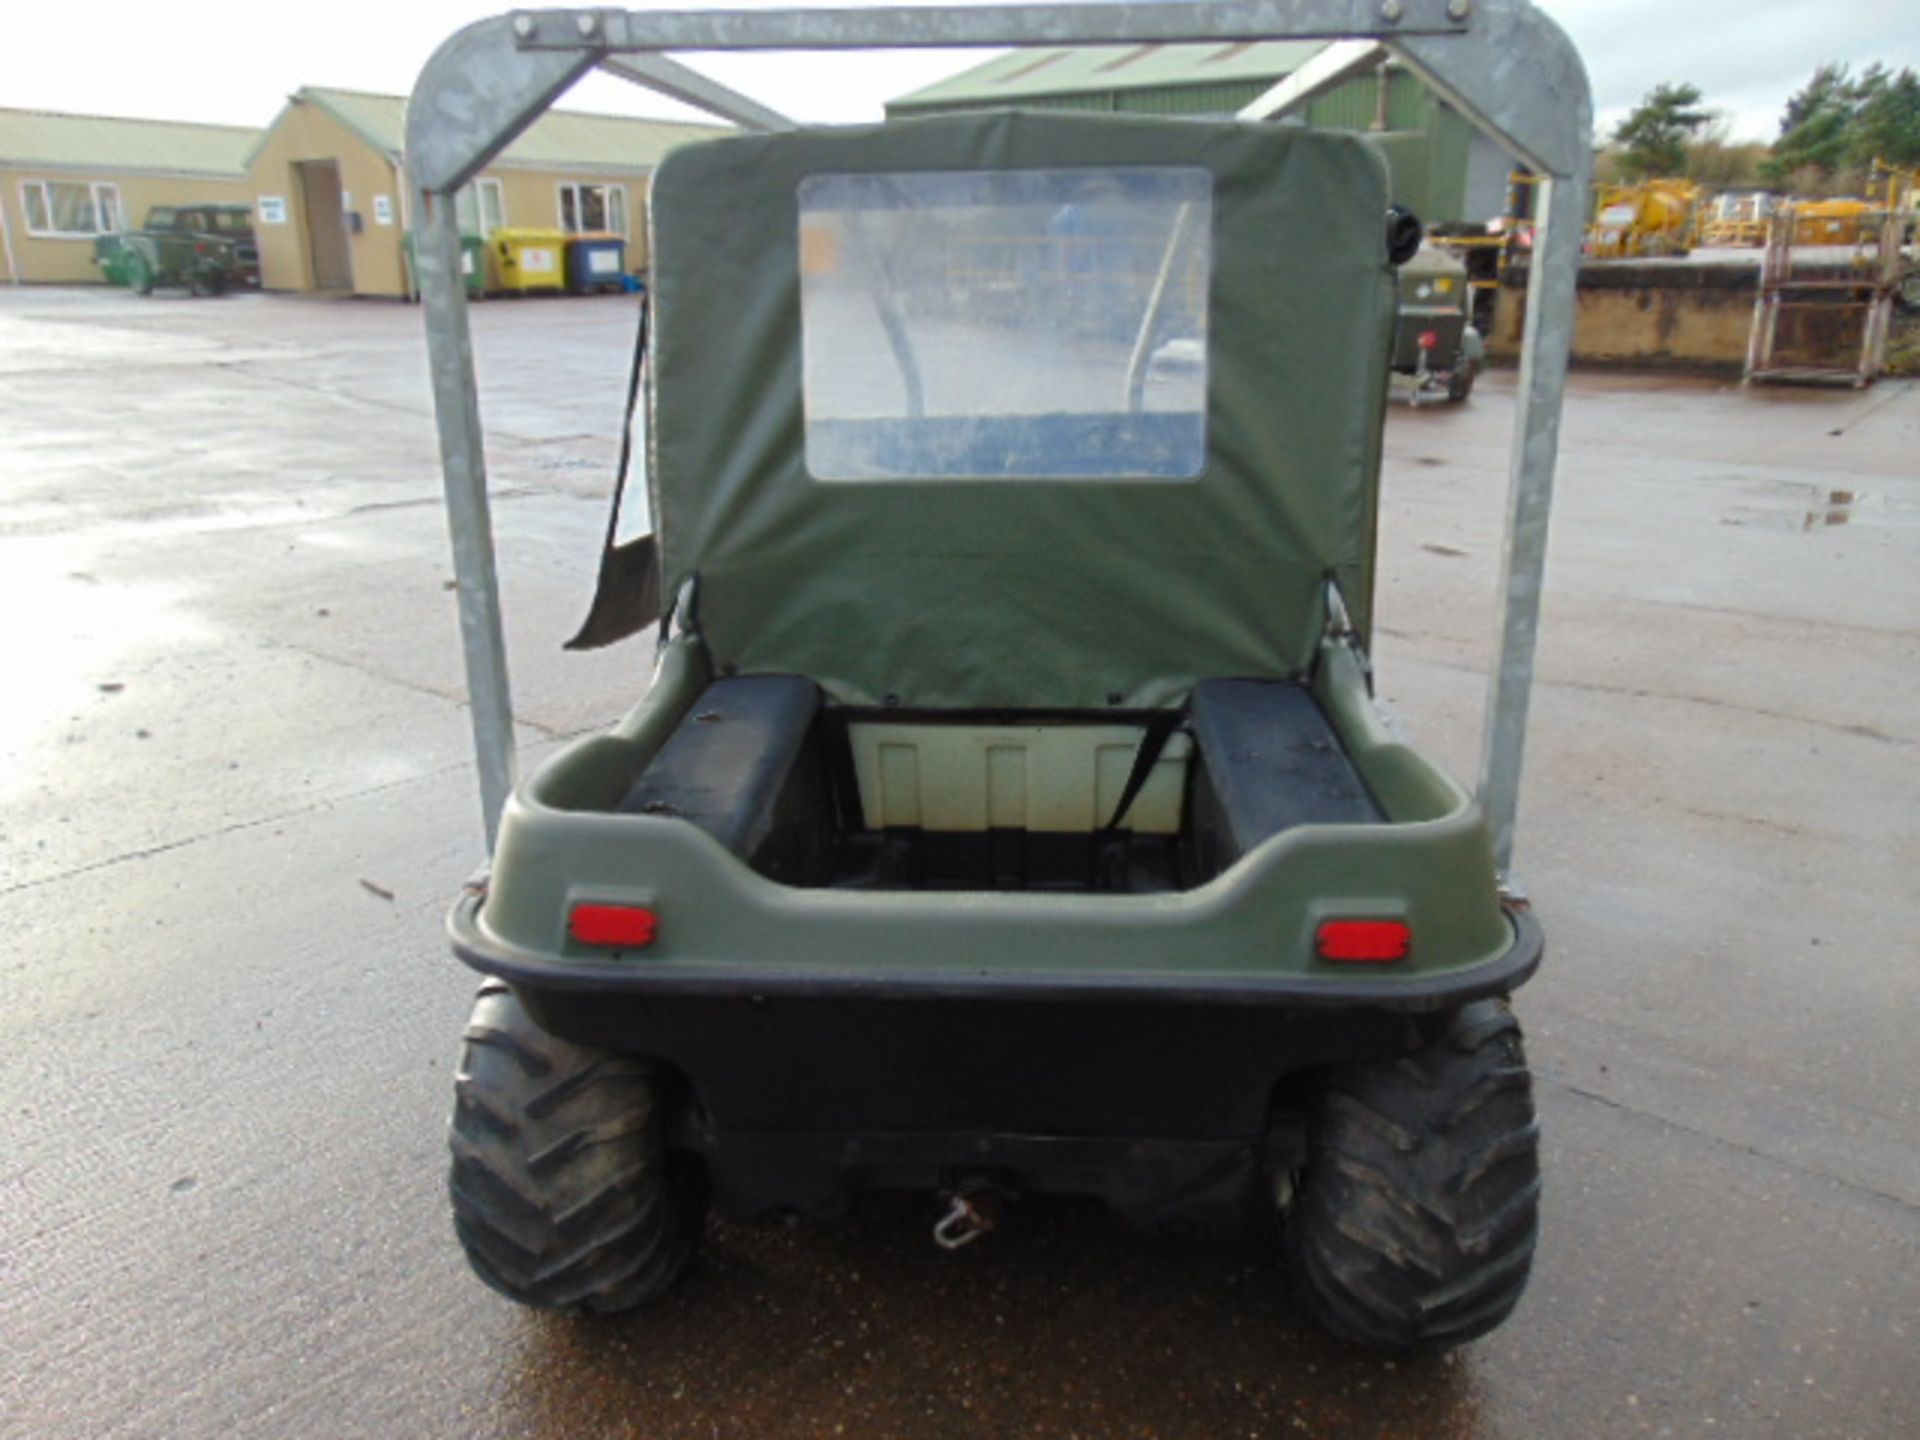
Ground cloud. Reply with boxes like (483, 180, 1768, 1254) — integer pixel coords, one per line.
(0, 0, 1914, 142)
(1541, 0, 1917, 141)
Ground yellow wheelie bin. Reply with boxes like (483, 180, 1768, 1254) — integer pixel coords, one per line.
(492, 227, 568, 295)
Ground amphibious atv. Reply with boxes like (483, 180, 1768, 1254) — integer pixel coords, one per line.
(405, 2, 1592, 1353)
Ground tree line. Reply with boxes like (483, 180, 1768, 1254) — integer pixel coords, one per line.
(1599, 65, 1920, 192)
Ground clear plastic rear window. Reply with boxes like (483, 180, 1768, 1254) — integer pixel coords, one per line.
(799, 167, 1211, 482)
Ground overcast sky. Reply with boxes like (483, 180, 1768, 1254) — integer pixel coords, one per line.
(3, 1, 1913, 146)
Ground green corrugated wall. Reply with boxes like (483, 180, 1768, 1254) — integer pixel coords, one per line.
(1113, 80, 1273, 115)
(888, 68, 1473, 222)
(1304, 70, 1425, 131)
(895, 93, 1094, 114)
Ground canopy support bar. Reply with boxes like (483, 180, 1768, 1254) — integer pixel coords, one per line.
(599, 54, 797, 131)
(1479, 174, 1582, 885)
(416, 189, 518, 847)
(1237, 39, 1384, 121)
(405, 0, 1592, 871)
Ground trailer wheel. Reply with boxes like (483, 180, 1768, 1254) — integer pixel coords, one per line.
(1446, 361, 1478, 403)
(449, 979, 707, 1314)
(1896, 270, 1920, 317)
(1285, 1000, 1539, 1351)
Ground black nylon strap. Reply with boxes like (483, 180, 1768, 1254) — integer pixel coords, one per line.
(1102, 710, 1185, 833)
(563, 299, 661, 651)
(601, 299, 650, 552)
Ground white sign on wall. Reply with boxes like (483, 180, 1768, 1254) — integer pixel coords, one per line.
(257, 196, 287, 225)
(373, 195, 393, 227)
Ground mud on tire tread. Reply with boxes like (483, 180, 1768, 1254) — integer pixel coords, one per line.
(449, 979, 706, 1314)
(1286, 999, 1539, 1351)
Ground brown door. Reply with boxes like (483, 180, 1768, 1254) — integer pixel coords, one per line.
(297, 160, 352, 291)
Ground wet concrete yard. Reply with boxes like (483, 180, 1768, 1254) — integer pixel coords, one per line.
(1, 286, 1916, 1438)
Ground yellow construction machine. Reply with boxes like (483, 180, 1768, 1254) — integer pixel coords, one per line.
(1784, 162, 1920, 248)
(1586, 179, 1703, 259)
(1790, 196, 1873, 247)
(1700, 191, 1777, 247)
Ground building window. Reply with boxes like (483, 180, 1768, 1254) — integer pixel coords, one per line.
(454, 177, 506, 238)
(559, 182, 627, 236)
(21, 180, 121, 238)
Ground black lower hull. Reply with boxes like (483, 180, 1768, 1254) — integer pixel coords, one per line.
(474, 900, 1543, 1231)
(513, 979, 1514, 1231)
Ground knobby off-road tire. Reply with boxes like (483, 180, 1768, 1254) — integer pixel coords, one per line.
(1446, 360, 1478, 404)
(1286, 1000, 1540, 1351)
(449, 979, 707, 1314)
(1897, 270, 1920, 317)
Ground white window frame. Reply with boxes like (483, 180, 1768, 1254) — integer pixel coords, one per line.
(476, 178, 506, 238)
(557, 181, 628, 237)
(455, 177, 508, 238)
(20, 179, 122, 239)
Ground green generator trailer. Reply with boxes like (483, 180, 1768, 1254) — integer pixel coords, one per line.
(1392, 241, 1485, 403)
(406, 0, 1591, 1352)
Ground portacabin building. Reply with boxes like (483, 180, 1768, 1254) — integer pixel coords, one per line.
(1, 89, 725, 296)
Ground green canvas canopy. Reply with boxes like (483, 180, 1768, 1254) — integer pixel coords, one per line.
(645, 110, 1395, 710)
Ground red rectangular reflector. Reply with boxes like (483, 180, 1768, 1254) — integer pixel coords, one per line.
(1316, 920, 1411, 963)
(569, 903, 658, 948)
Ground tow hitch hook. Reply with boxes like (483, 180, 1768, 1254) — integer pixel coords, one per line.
(932, 1184, 1005, 1251)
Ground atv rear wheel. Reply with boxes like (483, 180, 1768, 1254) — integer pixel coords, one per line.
(1285, 1000, 1539, 1351)
(449, 978, 707, 1314)
(124, 252, 155, 296)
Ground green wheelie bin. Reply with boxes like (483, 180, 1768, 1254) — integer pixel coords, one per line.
(404, 230, 486, 300)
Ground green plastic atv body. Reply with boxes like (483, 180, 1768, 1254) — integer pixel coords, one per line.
(446, 111, 1542, 1348)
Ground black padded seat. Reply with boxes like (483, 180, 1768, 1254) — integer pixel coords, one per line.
(1186, 679, 1383, 878)
(618, 675, 834, 883)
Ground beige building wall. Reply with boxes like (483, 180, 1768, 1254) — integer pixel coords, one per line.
(245, 100, 408, 297)
(482, 168, 655, 274)
(240, 104, 657, 298)
(0, 97, 674, 295)
(1, 168, 251, 284)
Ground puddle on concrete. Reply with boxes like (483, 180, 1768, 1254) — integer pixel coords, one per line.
(1805, 488, 1856, 529)
(1719, 484, 1906, 531)
(0, 535, 211, 800)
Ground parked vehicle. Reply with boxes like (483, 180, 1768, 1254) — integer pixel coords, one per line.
(1586, 178, 1701, 259)
(1393, 241, 1484, 403)
(406, 0, 1591, 1354)
(94, 203, 259, 295)
(1790, 196, 1873, 248)
(1700, 190, 1777, 248)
